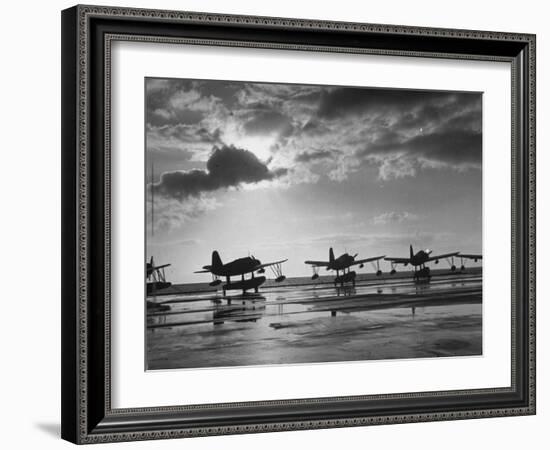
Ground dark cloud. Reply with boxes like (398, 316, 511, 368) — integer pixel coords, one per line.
(398, 95, 481, 133)
(350, 92, 482, 174)
(197, 81, 241, 107)
(146, 78, 196, 125)
(359, 128, 481, 167)
(410, 130, 482, 165)
(146, 78, 234, 127)
(317, 87, 479, 121)
(147, 78, 483, 184)
(295, 150, 334, 163)
(153, 145, 287, 199)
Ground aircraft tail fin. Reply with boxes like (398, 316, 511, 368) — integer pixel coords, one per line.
(211, 251, 223, 270)
(329, 247, 335, 263)
(410, 244, 414, 259)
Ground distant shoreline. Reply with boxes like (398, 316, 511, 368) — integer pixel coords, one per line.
(151, 266, 482, 297)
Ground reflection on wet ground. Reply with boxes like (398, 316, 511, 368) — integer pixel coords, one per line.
(146, 273, 482, 370)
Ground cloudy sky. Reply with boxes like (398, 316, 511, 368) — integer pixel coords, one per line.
(146, 77, 482, 283)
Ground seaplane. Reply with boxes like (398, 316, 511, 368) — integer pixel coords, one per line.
(385, 245, 460, 281)
(146, 257, 172, 312)
(305, 247, 386, 287)
(195, 251, 288, 295)
(146, 256, 171, 295)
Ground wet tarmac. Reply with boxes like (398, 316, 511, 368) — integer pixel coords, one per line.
(146, 272, 482, 370)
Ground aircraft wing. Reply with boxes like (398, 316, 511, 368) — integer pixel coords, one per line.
(194, 264, 212, 273)
(254, 259, 288, 271)
(304, 260, 330, 267)
(426, 251, 460, 262)
(384, 257, 410, 264)
(350, 255, 386, 266)
(459, 253, 482, 260)
(150, 263, 171, 270)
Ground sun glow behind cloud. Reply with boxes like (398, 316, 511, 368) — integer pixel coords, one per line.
(225, 133, 276, 163)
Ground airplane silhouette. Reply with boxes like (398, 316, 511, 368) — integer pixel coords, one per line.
(195, 251, 287, 295)
(146, 256, 171, 295)
(305, 247, 385, 286)
(385, 245, 461, 281)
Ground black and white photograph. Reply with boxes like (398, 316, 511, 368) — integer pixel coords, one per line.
(145, 78, 483, 370)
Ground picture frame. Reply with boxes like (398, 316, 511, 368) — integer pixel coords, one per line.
(61, 4, 536, 444)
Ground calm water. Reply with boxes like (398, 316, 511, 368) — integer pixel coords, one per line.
(146, 272, 482, 370)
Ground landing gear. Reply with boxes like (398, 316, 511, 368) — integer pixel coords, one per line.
(209, 274, 221, 287)
(370, 259, 383, 277)
(446, 256, 464, 273)
(311, 266, 320, 280)
(222, 276, 230, 296)
(270, 262, 286, 283)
